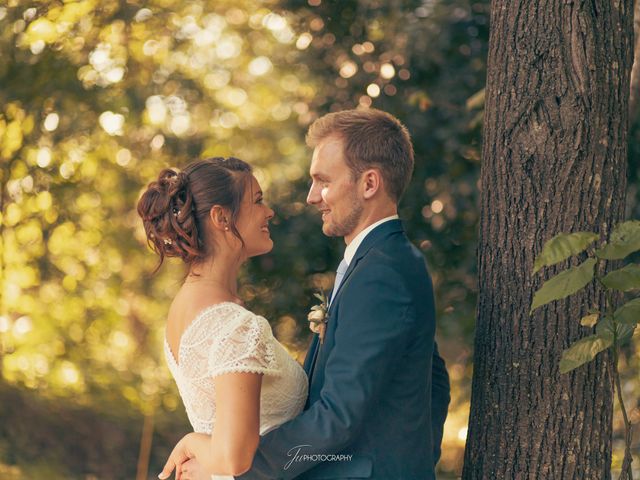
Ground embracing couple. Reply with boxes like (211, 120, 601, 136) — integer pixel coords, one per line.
(137, 108, 450, 480)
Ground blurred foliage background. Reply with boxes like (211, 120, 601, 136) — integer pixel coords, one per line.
(0, 0, 637, 478)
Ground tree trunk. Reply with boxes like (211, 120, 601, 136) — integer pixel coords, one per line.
(463, 1, 633, 479)
(135, 412, 155, 480)
(630, 0, 640, 120)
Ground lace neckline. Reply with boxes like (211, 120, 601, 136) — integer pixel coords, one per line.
(165, 301, 246, 367)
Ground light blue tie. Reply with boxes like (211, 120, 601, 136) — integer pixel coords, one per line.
(329, 259, 348, 306)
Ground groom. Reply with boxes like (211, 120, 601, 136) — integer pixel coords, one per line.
(183, 108, 450, 479)
(238, 108, 450, 479)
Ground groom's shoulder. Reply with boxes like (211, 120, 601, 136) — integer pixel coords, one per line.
(374, 229, 423, 262)
(368, 231, 432, 280)
(356, 242, 413, 284)
(356, 224, 427, 271)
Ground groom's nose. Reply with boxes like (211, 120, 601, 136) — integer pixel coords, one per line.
(306, 182, 320, 205)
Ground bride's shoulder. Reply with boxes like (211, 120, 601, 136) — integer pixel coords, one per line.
(167, 300, 243, 339)
(191, 301, 250, 327)
(190, 304, 277, 356)
(192, 302, 274, 332)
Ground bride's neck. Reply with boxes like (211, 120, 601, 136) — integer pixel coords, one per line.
(185, 253, 243, 298)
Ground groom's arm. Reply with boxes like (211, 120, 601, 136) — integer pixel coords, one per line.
(431, 341, 450, 465)
(237, 258, 415, 480)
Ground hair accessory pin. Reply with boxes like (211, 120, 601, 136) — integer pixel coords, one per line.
(163, 238, 173, 245)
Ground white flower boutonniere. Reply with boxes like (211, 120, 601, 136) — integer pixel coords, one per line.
(308, 291, 328, 345)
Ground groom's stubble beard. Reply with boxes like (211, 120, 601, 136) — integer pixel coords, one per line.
(323, 191, 364, 238)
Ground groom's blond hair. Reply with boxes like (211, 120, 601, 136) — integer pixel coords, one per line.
(306, 108, 414, 202)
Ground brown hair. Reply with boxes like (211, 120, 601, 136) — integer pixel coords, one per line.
(137, 157, 252, 272)
(306, 108, 414, 202)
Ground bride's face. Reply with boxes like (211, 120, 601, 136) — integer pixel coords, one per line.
(233, 175, 275, 258)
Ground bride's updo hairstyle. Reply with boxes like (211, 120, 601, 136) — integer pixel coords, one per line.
(137, 157, 252, 272)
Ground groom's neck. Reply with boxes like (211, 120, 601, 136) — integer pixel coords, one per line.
(344, 205, 398, 245)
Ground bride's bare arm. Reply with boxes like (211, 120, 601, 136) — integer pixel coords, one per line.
(159, 372, 263, 479)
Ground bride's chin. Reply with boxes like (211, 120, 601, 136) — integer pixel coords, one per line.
(251, 241, 274, 257)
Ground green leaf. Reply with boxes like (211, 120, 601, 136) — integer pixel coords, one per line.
(595, 317, 636, 345)
(580, 313, 599, 327)
(613, 298, 640, 326)
(533, 232, 599, 274)
(559, 335, 612, 374)
(595, 220, 640, 260)
(530, 258, 597, 313)
(601, 264, 640, 292)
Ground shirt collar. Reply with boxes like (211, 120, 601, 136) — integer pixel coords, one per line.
(343, 215, 400, 266)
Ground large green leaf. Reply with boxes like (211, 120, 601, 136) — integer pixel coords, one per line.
(530, 258, 597, 313)
(595, 317, 636, 344)
(613, 298, 640, 326)
(533, 232, 599, 274)
(559, 335, 612, 374)
(595, 220, 640, 260)
(601, 264, 640, 292)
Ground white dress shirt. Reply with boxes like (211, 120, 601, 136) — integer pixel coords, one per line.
(343, 215, 400, 266)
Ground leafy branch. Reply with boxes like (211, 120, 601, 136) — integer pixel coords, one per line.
(531, 221, 640, 480)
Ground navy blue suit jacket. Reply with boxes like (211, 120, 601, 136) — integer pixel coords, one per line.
(238, 220, 450, 479)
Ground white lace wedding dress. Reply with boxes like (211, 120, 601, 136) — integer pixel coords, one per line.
(164, 301, 308, 446)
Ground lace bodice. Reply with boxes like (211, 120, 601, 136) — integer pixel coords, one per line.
(164, 302, 308, 436)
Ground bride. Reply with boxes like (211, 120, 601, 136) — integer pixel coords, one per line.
(137, 157, 308, 479)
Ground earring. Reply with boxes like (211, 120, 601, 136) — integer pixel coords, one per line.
(225, 226, 229, 231)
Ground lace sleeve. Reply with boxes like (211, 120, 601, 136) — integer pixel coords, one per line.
(208, 313, 281, 379)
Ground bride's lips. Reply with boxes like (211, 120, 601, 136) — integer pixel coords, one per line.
(260, 224, 270, 233)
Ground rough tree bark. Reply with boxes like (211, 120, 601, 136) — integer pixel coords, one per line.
(630, 0, 640, 120)
(462, 1, 634, 479)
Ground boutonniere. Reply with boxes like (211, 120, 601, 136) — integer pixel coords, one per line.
(308, 291, 328, 345)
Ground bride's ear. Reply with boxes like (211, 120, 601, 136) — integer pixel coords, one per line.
(209, 205, 231, 231)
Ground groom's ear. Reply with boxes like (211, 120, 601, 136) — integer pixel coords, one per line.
(209, 205, 230, 231)
(361, 169, 382, 200)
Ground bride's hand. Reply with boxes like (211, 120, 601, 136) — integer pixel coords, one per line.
(158, 434, 196, 480)
(176, 458, 210, 480)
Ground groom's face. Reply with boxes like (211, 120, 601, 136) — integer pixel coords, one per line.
(307, 136, 363, 239)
